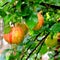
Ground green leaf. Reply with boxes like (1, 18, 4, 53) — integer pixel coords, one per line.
(4, 14, 12, 25)
(26, 12, 38, 29)
(0, 1, 4, 6)
(50, 23, 60, 33)
(0, 9, 6, 17)
(3, 3, 10, 11)
(2, 0, 12, 3)
(40, 44, 48, 54)
(44, 0, 60, 6)
(4, 25, 11, 34)
(16, 0, 21, 11)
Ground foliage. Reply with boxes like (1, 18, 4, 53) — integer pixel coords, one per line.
(0, 0, 60, 60)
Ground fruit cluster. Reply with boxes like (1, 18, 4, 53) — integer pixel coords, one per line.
(4, 11, 44, 44)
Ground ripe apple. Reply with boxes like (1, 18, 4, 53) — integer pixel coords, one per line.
(33, 11, 44, 30)
(4, 26, 24, 44)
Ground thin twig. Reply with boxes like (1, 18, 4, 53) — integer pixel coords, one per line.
(35, 40, 44, 60)
(26, 22, 55, 60)
(26, 33, 49, 60)
(21, 22, 55, 60)
(20, 32, 42, 60)
(54, 46, 60, 60)
(1, 2, 9, 7)
(40, 2, 60, 9)
(27, 32, 41, 50)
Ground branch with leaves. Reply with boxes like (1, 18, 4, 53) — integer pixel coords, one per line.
(26, 21, 56, 60)
(26, 33, 49, 60)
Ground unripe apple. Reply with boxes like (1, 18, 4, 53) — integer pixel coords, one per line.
(45, 34, 57, 47)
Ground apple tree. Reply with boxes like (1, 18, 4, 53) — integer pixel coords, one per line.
(0, 0, 60, 60)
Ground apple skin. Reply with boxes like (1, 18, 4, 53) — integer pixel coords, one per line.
(12, 26, 24, 44)
(4, 32, 12, 44)
(15, 23, 28, 35)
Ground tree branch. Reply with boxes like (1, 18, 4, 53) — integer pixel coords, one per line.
(1, 2, 9, 7)
(20, 32, 42, 60)
(26, 22, 56, 60)
(27, 32, 42, 50)
(26, 33, 49, 60)
(35, 39, 44, 60)
(40, 2, 60, 9)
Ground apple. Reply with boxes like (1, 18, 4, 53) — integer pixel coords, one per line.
(33, 11, 44, 30)
(4, 24, 25, 44)
(45, 34, 57, 47)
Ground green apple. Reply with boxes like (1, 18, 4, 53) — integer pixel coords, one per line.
(45, 34, 57, 47)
